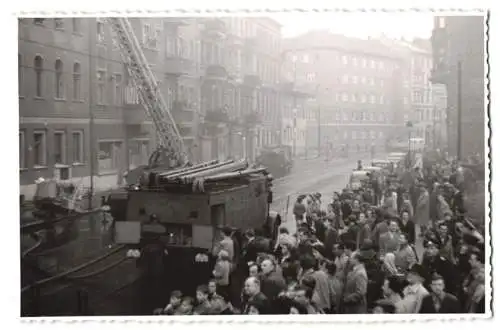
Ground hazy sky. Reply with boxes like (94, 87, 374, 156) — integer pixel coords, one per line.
(272, 13, 434, 39)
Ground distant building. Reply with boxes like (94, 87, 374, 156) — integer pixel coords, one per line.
(431, 15, 485, 159)
(282, 31, 406, 156)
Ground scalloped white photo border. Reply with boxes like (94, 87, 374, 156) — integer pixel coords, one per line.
(2, 0, 495, 328)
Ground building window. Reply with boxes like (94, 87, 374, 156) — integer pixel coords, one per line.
(361, 94, 367, 103)
(33, 18, 45, 25)
(342, 93, 348, 102)
(369, 77, 375, 86)
(142, 23, 151, 46)
(33, 131, 47, 167)
(306, 72, 316, 82)
(404, 96, 409, 105)
(380, 79, 384, 87)
(371, 112, 376, 121)
(98, 141, 124, 173)
(54, 18, 64, 30)
(72, 131, 84, 164)
(361, 76, 366, 84)
(72, 18, 80, 33)
(438, 17, 446, 28)
(352, 76, 358, 84)
(342, 55, 348, 65)
(352, 57, 357, 66)
(54, 131, 66, 164)
(19, 131, 26, 169)
(34, 55, 43, 98)
(342, 74, 348, 84)
(72, 62, 81, 101)
(370, 95, 375, 104)
(379, 61, 384, 70)
(343, 112, 348, 121)
(130, 140, 150, 168)
(352, 131, 357, 140)
(302, 54, 309, 63)
(96, 20, 105, 43)
(97, 70, 106, 104)
(114, 73, 123, 105)
(351, 94, 356, 102)
(18, 54, 23, 97)
(362, 58, 367, 68)
(380, 95, 384, 104)
(55, 59, 64, 99)
(370, 60, 375, 68)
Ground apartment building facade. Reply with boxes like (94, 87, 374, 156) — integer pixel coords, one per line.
(195, 17, 283, 162)
(282, 31, 406, 155)
(431, 15, 485, 158)
(19, 17, 285, 198)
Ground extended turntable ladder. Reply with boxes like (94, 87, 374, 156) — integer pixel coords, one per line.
(107, 17, 188, 166)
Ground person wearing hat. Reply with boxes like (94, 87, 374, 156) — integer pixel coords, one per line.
(359, 239, 385, 310)
(398, 264, 429, 313)
(421, 240, 458, 296)
(293, 195, 307, 224)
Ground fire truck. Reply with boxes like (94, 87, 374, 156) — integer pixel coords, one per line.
(21, 18, 277, 316)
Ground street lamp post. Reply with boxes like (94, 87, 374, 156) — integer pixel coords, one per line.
(292, 108, 298, 158)
(406, 121, 413, 168)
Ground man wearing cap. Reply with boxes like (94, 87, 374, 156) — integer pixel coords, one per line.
(421, 240, 457, 295)
(398, 264, 429, 313)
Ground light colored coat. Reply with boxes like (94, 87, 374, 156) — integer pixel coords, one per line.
(398, 283, 429, 313)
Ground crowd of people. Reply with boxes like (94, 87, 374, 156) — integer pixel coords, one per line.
(153, 152, 486, 315)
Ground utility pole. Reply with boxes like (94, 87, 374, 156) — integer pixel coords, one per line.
(317, 105, 321, 157)
(292, 58, 297, 158)
(457, 60, 463, 161)
(88, 19, 95, 210)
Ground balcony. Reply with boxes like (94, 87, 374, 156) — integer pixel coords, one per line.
(172, 101, 196, 127)
(243, 74, 261, 88)
(244, 37, 259, 51)
(204, 65, 228, 80)
(164, 56, 194, 76)
(201, 18, 226, 39)
(123, 108, 147, 125)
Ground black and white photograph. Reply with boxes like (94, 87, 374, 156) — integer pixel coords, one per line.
(10, 4, 492, 323)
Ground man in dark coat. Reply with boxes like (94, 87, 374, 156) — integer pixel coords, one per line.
(242, 276, 270, 314)
(259, 257, 286, 300)
(419, 273, 461, 313)
(421, 240, 458, 295)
